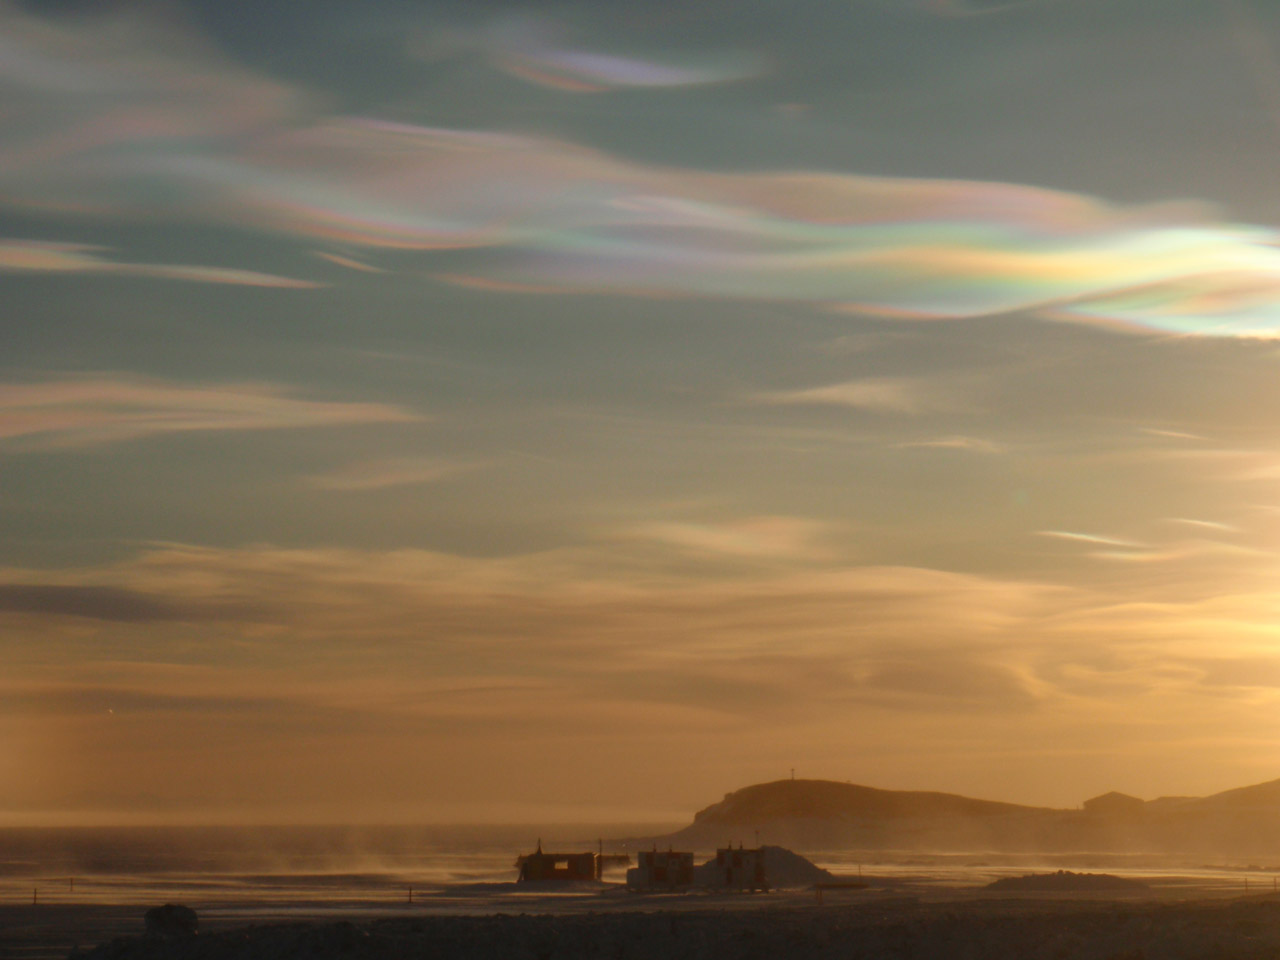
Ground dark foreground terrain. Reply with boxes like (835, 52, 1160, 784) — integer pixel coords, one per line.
(69, 896, 1280, 960)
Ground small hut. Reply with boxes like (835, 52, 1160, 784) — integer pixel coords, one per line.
(711, 846, 769, 892)
(517, 841, 599, 882)
(626, 849, 694, 891)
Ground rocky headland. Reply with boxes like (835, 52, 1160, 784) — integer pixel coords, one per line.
(653, 777, 1280, 855)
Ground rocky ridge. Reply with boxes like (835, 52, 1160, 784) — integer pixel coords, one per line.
(658, 777, 1280, 854)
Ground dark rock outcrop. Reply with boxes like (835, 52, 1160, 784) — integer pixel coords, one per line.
(985, 871, 1149, 892)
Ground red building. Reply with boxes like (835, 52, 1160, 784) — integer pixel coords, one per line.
(517, 841, 600, 882)
(626, 849, 694, 890)
(711, 846, 769, 892)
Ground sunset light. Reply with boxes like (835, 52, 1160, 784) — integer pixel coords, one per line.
(8, 2, 1280, 955)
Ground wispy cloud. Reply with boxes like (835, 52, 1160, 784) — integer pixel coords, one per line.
(307, 457, 478, 491)
(752, 377, 943, 414)
(312, 251, 386, 274)
(896, 435, 1004, 452)
(1133, 446, 1280, 485)
(1039, 528, 1260, 566)
(1037, 530, 1147, 548)
(0, 584, 261, 623)
(7, 539, 1280, 819)
(0, 542, 1054, 658)
(4, 539, 1276, 716)
(471, 15, 766, 92)
(622, 516, 831, 560)
(1163, 518, 1238, 533)
(0, 239, 320, 288)
(1138, 427, 1209, 441)
(0, 375, 420, 449)
(7, 4, 1280, 336)
(1089, 540, 1264, 565)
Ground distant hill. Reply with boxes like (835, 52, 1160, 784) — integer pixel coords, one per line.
(650, 776, 1280, 856)
(1190, 777, 1280, 810)
(692, 779, 1049, 824)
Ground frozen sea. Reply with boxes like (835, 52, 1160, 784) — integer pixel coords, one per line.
(2, 824, 1277, 911)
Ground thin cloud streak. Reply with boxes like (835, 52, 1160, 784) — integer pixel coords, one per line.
(896, 435, 1004, 452)
(622, 516, 831, 560)
(312, 251, 387, 274)
(1038, 530, 1147, 548)
(472, 15, 767, 92)
(1089, 540, 1265, 565)
(0, 375, 420, 449)
(0, 239, 320, 288)
(1164, 518, 1238, 533)
(752, 377, 943, 414)
(1138, 427, 1210, 441)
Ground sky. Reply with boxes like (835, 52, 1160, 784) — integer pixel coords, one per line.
(6, 0, 1280, 825)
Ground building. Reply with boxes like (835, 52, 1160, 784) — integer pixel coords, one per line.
(711, 846, 769, 892)
(517, 841, 600, 882)
(626, 849, 694, 891)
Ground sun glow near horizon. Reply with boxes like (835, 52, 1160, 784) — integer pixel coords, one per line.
(4, 0, 1280, 827)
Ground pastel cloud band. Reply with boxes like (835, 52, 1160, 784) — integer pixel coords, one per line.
(478, 16, 766, 92)
(0, 239, 319, 287)
(6, 3, 1280, 337)
(0, 376, 420, 449)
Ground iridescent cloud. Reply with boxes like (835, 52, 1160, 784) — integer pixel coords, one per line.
(183, 120, 1280, 338)
(0, 375, 420, 449)
(0, 239, 319, 287)
(8, 4, 1280, 337)
(478, 16, 766, 92)
(312, 251, 386, 274)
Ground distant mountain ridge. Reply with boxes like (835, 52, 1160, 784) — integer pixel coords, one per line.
(654, 777, 1280, 855)
(692, 779, 1051, 824)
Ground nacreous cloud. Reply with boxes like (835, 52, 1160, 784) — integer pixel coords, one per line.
(0, 239, 319, 288)
(752, 377, 945, 414)
(0, 375, 420, 449)
(7, 3, 1280, 336)
(473, 15, 766, 92)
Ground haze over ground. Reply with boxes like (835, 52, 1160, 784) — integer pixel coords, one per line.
(5, 0, 1280, 826)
